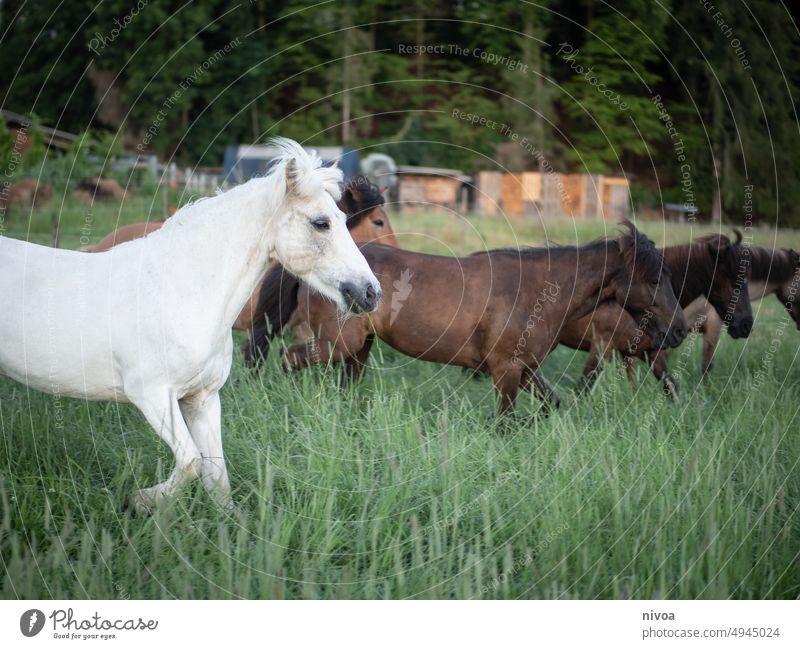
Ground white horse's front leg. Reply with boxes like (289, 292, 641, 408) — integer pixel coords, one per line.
(180, 391, 232, 509)
(127, 391, 203, 514)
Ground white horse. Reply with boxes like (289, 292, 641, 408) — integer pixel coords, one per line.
(0, 138, 381, 513)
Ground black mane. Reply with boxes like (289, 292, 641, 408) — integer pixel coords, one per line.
(476, 222, 666, 282)
(661, 233, 746, 299)
(746, 246, 797, 283)
(338, 176, 385, 229)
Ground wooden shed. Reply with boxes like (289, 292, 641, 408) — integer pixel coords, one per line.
(396, 165, 470, 212)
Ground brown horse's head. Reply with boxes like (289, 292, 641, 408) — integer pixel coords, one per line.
(775, 249, 800, 329)
(614, 221, 687, 350)
(339, 176, 399, 247)
(697, 231, 753, 338)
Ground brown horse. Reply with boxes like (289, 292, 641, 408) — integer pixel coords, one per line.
(249, 223, 687, 414)
(684, 245, 800, 376)
(82, 220, 166, 252)
(83, 176, 398, 332)
(558, 232, 753, 395)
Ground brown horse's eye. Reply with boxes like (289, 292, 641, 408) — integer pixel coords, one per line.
(372, 219, 384, 227)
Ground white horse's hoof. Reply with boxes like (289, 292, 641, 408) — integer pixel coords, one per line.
(122, 491, 153, 516)
(208, 489, 234, 511)
(123, 486, 167, 515)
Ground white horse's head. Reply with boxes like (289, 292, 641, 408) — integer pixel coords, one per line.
(268, 138, 381, 313)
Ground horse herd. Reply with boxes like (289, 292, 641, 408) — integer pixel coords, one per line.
(2, 138, 798, 513)
(88, 175, 799, 414)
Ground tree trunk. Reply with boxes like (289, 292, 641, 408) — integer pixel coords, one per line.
(711, 146, 722, 224)
(341, 0, 353, 144)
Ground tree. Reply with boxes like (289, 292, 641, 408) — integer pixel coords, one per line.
(558, 0, 670, 173)
(0, 0, 96, 134)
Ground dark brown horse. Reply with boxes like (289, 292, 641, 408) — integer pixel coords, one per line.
(684, 245, 800, 376)
(558, 232, 753, 395)
(249, 223, 687, 414)
(84, 176, 398, 333)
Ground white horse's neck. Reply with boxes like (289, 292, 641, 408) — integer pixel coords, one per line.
(153, 177, 281, 330)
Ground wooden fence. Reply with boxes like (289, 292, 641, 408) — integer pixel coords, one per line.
(475, 171, 631, 220)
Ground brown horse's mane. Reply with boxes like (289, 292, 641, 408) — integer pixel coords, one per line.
(477, 223, 667, 283)
(340, 176, 385, 229)
(661, 233, 745, 297)
(746, 246, 797, 283)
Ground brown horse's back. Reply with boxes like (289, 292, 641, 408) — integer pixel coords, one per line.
(83, 221, 164, 252)
(299, 245, 558, 372)
(366, 246, 528, 368)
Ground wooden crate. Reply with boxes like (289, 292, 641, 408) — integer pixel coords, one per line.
(600, 176, 631, 220)
(521, 172, 542, 215)
(501, 173, 524, 216)
(475, 171, 502, 214)
(560, 174, 584, 216)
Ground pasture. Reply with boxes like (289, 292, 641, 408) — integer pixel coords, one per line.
(1, 203, 799, 599)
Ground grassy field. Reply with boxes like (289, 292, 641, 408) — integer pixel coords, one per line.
(1, 198, 799, 599)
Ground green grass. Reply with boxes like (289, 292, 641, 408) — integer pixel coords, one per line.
(1, 204, 799, 599)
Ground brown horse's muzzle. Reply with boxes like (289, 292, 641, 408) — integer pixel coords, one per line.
(664, 323, 688, 348)
(651, 317, 687, 350)
(727, 314, 753, 338)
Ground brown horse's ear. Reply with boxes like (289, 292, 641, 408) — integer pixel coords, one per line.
(338, 185, 356, 215)
(731, 229, 743, 246)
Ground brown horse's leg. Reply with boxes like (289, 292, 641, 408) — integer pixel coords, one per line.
(622, 355, 636, 383)
(578, 342, 603, 391)
(579, 336, 618, 392)
(343, 334, 375, 383)
(520, 367, 561, 412)
(490, 363, 523, 415)
(283, 339, 331, 371)
(284, 317, 370, 374)
(647, 350, 679, 400)
(292, 319, 315, 345)
(700, 309, 723, 377)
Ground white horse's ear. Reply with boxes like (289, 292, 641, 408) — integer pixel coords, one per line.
(285, 158, 300, 194)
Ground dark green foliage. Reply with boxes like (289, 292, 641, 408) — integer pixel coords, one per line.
(1, 1, 799, 224)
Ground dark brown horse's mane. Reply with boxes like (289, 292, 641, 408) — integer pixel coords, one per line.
(661, 233, 745, 297)
(339, 176, 385, 229)
(476, 222, 666, 282)
(746, 246, 798, 283)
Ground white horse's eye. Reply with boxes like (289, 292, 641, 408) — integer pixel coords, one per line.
(311, 217, 330, 231)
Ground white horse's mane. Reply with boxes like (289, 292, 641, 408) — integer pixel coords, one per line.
(269, 137, 343, 201)
(161, 138, 343, 232)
